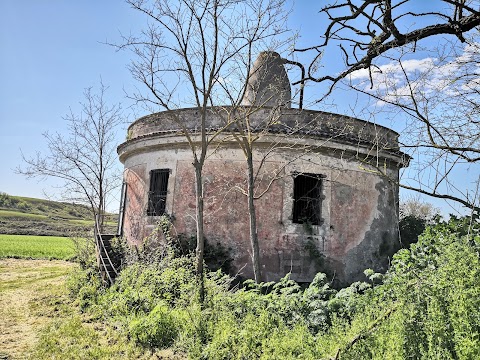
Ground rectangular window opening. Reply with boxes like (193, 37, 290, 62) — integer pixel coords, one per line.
(292, 173, 324, 226)
(147, 169, 170, 216)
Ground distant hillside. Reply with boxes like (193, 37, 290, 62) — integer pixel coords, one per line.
(0, 193, 107, 236)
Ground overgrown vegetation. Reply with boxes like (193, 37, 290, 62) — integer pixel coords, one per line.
(48, 213, 480, 359)
(3, 210, 477, 359)
(398, 198, 441, 249)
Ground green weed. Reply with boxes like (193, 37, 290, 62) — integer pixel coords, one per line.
(30, 316, 146, 360)
(129, 303, 179, 348)
(52, 214, 480, 359)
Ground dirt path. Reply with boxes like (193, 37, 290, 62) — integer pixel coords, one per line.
(0, 259, 74, 360)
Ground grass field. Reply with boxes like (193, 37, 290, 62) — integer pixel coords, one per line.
(0, 193, 117, 236)
(0, 259, 75, 358)
(0, 209, 49, 220)
(0, 259, 176, 359)
(0, 234, 76, 260)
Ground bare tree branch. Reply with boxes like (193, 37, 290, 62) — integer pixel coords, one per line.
(297, 2, 480, 210)
(117, 0, 292, 298)
(17, 82, 123, 218)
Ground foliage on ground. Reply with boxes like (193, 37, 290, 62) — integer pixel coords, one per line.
(0, 234, 78, 260)
(3, 214, 474, 359)
(59, 213, 480, 359)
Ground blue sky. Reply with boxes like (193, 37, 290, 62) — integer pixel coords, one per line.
(0, 0, 142, 202)
(0, 1, 477, 215)
(0, 0, 324, 204)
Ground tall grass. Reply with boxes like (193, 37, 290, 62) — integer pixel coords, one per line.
(0, 234, 76, 260)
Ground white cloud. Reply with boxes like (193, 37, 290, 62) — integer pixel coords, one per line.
(347, 42, 480, 107)
(349, 58, 437, 81)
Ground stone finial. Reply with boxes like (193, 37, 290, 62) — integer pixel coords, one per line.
(242, 51, 291, 108)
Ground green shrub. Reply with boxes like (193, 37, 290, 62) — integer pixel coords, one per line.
(0, 192, 12, 207)
(322, 215, 480, 359)
(66, 267, 103, 311)
(171, 304, 205, 357)
(64, 214, 480, 359)
(107, 256, 196, 312)
(260, 323, 317, 360)
(69, 236, 96, 269)
(128, 303, 179, 348)
(399, 214, 427, 248)
(16, 200, 30, 211)
(68, 209, 80, 217)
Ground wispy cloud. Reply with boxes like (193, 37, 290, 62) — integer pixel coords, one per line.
(349, 58, 436, 81)
(347, 42, 480, 106)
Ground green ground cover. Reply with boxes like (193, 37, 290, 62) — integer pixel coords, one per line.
(0, 259, 75, 359)
(59, 215, 480, 359)
(0, 192, 116, 236)
(0, 210, 49, 220)
(0, 259, 179, 359)
(0, 234, 76, 260)
(1, 216, 479, 359)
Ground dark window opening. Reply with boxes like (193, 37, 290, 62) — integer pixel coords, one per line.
(292, 173, 324, 225)
(147, 169, 170, 216)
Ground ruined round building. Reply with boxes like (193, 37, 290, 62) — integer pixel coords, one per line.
(118, 52, 408, 284)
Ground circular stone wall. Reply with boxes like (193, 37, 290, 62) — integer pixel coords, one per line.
(118, 107, 407, 284)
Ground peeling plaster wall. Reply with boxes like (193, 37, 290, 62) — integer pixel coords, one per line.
(118, 107, 406, 284)
(122, 107, 401, 153)
(121, 139, 401, 285)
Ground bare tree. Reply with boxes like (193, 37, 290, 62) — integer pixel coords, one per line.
(18, 82, 123, 220)
(214, 50, 294, 283)
(295, 0, 480, 211)
(297, 0, 480, 94)
(400, 197, 440, 223)
(118, 0, 290, 300)
(219, 88, 352, 282)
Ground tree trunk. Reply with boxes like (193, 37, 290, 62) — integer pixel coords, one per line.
(194, 162, 205, 303)
(247, 151, 261, 283)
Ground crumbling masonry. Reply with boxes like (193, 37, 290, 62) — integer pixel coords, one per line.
(117, 52, 408, 284)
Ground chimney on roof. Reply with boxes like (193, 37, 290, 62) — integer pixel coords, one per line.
(242, 51, 291, 108)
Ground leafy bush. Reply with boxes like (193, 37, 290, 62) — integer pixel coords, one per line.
(66, 213, 480, 359)
(398, 199, 440, 249)
(69, 236, 96, 269)
(0, 192, 31, 211)
(399, 214, 428, 248)
(129, 303, 179, 348)
(0, 192, 14, 207)
(67, 267, 103, 311)
(322, 213, 480, 359)
(135, 215, 234, 273)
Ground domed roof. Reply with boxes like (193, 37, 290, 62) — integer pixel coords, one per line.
(242, 51, 291, 108)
